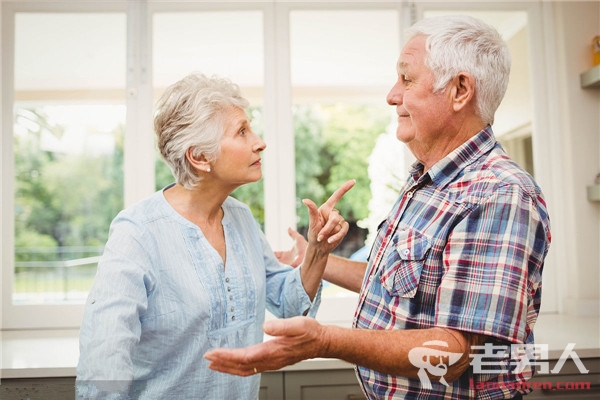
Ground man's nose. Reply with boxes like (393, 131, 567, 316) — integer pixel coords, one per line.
(386, 81, 402, 105)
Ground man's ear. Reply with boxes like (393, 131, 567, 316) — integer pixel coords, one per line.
(186, 147, 211, 172)
(451, 72, 475, 112)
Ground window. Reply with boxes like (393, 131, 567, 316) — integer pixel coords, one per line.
(2, 1, 557, 329)
(289, 8, 402, 322)
(3, 5, 126, 328)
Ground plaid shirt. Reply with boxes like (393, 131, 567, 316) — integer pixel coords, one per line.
(353, 126, 551, 399)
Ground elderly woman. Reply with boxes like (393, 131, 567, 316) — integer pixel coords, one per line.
(76, 73, 354, 399)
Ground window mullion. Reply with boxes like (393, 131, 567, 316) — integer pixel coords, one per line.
(125, 0, 155, 207)
(262, 3, 297, 250)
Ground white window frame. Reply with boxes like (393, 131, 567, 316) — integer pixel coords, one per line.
(1, 0, 130, 329)
(1, 0, 561, 330)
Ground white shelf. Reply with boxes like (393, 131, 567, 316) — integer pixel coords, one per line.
(580, 64, 600, 88)
(588, 184, 600, 201)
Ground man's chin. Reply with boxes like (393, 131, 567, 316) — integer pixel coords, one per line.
(395, 128, 414, 144)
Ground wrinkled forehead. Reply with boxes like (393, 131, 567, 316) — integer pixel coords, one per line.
(396, 35, 428, 73)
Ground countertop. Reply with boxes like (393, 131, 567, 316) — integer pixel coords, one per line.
(1, 313, 598, 379)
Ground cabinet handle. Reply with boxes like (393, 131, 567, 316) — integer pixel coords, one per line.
(347, 395, 366, 400)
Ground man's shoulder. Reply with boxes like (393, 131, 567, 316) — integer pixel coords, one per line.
(455, 147, 543, 203)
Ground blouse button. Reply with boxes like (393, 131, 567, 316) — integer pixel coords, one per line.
(225, 277, 230, 283)
(231, 316, 235, 321)
(402, 249, 410, 256)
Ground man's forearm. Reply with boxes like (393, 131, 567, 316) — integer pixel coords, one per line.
(322, 254, 367, 293)
(320, 325, 480, 382)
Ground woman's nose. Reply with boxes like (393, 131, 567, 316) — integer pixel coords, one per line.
(254, 135, 266, 152)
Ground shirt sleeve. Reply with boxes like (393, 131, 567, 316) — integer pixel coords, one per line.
(258, 228, 322, 319)
(435, 184, 548, 344)
(76, 214, 153, 399)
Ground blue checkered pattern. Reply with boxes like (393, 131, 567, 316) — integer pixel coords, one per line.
(353, 126, 551, 399)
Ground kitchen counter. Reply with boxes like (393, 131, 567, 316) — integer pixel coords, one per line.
(2, 313, 598, 379)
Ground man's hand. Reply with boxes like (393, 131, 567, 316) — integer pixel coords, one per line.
(204, 316, 324, 376)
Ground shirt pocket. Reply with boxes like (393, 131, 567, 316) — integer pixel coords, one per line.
(380, 229, 431, 298)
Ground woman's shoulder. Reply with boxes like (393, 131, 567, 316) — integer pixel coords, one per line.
(115, 189, 171, 224)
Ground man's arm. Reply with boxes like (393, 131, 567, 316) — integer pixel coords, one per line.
(322, 254, 366, 293)
(275, 228, 367, 294)
(205, 316, 486, 382)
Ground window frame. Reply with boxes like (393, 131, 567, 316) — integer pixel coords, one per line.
(1, 1, 130, 329)
(1, 0, 560, 330)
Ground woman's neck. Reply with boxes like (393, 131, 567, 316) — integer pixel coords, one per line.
(164, 183, 227, 226)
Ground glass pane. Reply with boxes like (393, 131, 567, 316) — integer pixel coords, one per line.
(153, 11, 265, 224)
(13, 13, 126, 304)
(424, 10, 534, 176)
(290, 10, 403, 298)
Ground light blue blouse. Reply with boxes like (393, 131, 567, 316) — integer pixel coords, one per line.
(76, 186, 320, 399)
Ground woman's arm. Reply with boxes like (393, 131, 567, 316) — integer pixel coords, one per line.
(77, 218, 150, 398)
(275, 230, 367, 294)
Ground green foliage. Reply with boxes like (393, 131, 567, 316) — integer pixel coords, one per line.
(294, 103, 390, 227)
(155, 156, 175, 190)
(231, 178, 265, 225)
(230, 107, 266, 225)
(13, 107, 124, 262)
(293, 105, 327, 227)
(14, 103, 390, 265)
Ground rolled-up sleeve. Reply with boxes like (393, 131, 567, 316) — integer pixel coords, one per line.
(259, 229, 322, 318)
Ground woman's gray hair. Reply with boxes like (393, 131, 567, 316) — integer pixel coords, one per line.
(405, 15, 511, 125)
(154, 73, 249, 189)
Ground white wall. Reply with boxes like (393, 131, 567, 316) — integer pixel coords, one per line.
(551, 1, 600, 316)
(0, 0, 4, 330)
(494, 24, 532, 136)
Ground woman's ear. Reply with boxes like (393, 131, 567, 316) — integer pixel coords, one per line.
(186, 148, 211, 173)
(451, 72, 475, 112)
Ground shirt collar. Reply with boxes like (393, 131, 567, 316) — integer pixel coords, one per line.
(408, 125, 497, 186)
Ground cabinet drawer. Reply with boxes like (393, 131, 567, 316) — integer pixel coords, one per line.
(284, 369, 365, 400)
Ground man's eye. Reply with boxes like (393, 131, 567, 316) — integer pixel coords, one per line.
(402, 75, 411, 82)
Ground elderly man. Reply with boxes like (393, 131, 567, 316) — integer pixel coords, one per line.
(205, 15, 551, 400)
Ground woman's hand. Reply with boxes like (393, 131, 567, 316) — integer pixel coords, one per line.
(274, 227, 308, 268)
(294, 179, 355, 300)
(304, 180, 355, 252)
(275, 180, 355, 265)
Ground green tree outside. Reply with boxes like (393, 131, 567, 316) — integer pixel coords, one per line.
(15, 103, 391, 297)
